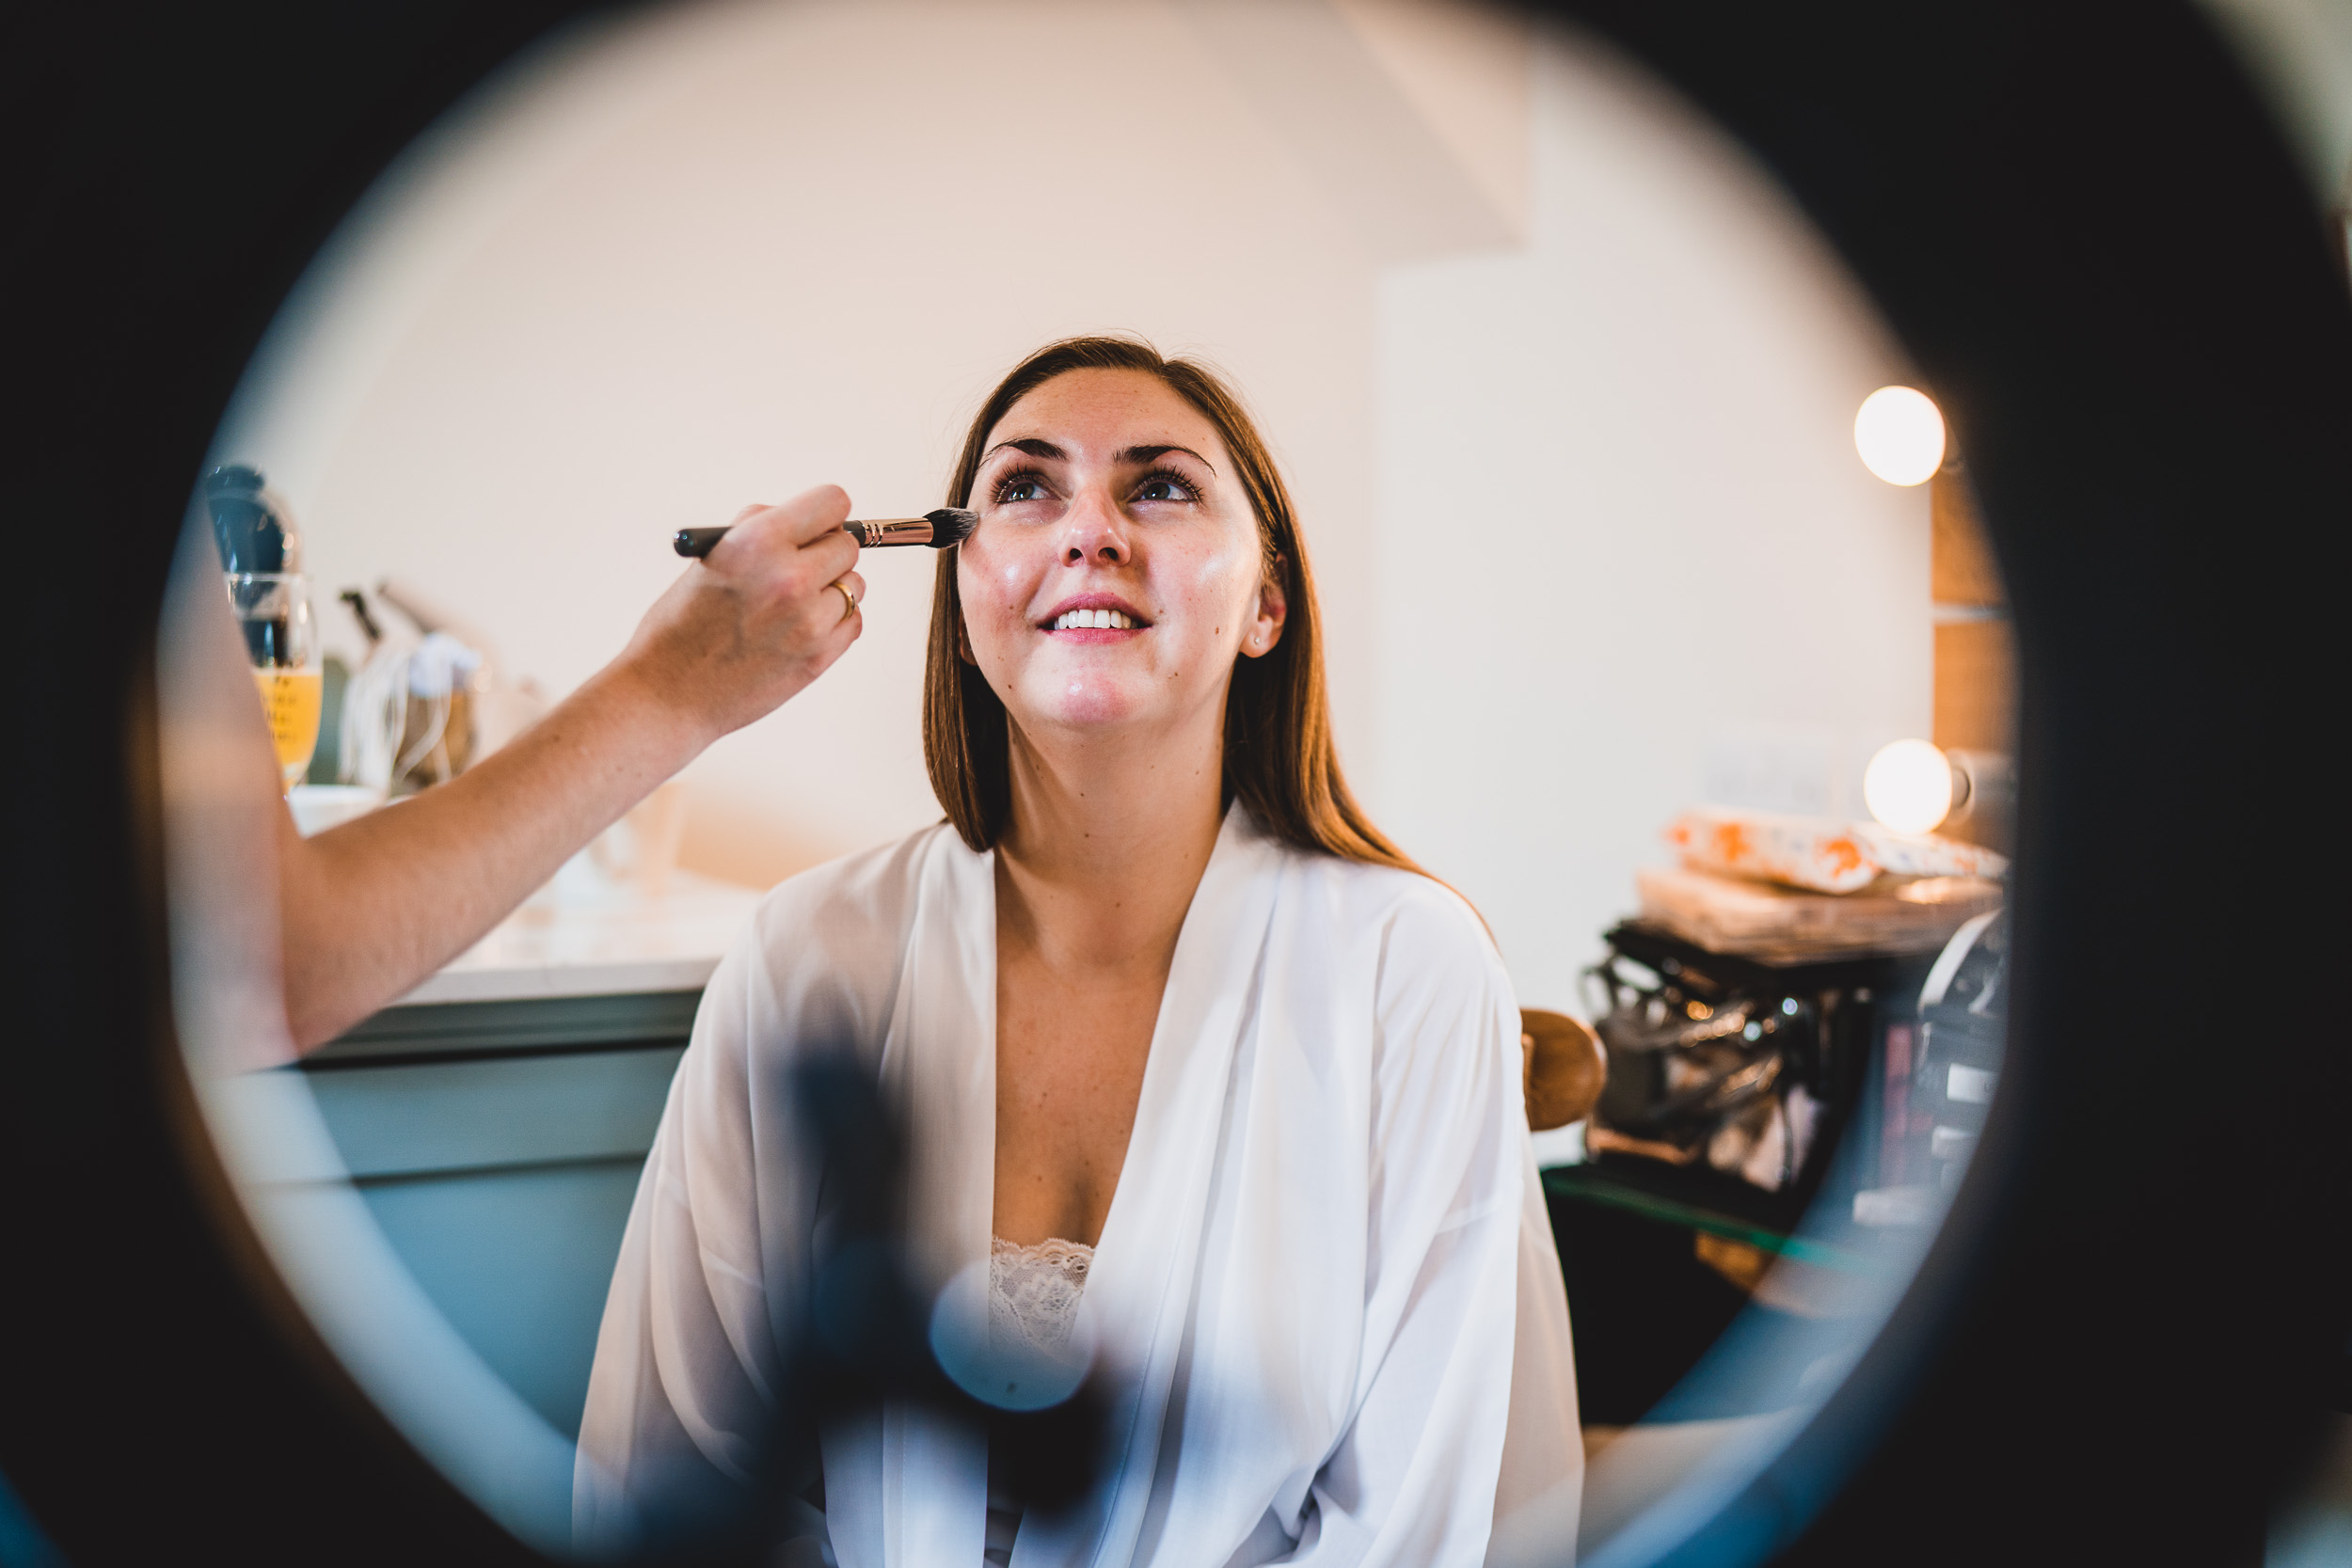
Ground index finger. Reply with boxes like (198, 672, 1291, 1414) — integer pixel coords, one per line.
(747, 484, 852, 547)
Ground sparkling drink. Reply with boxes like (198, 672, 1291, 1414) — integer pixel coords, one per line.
(252, 666, 325, 789)
(228, 571, 321, 793)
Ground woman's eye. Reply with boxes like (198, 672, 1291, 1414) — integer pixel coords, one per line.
(1136, 477, 1196, 503)
(997, 477, 1047, 503)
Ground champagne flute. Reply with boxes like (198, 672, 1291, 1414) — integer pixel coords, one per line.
(228, 572, 323, 791)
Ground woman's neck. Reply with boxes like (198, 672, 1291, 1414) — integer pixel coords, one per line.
(994, 716, 1228, 972)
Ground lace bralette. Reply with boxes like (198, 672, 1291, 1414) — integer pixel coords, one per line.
(988, 1234, 1094, 1355)
(983, 1237, 1094, 1566)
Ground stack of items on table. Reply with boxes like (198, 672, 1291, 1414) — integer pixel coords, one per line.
(1640, 806, 2005, 963)
(1580, 808, 2007, 1204)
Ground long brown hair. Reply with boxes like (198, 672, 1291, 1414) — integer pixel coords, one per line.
(922, 336, 1425, 879)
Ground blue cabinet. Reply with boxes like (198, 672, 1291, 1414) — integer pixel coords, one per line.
(302, 992, 696, 1438)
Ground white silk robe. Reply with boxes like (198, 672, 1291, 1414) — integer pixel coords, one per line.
(576, 806, 1581, 1565)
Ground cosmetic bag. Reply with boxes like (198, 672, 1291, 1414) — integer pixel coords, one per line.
(1582, 946, 1823, 1194)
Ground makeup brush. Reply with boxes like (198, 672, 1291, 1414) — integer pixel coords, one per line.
(674, 507, 977, 559)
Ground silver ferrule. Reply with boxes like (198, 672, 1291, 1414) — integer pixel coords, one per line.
(848, 516, 934, 547)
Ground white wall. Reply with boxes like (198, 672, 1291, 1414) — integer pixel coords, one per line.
(215, 0, 1931, 1015)
(1364, 36, 1929, 1010)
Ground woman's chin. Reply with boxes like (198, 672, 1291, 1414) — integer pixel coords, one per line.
(1013, 678, 1179, 736)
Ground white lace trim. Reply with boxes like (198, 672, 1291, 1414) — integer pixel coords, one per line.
(989, 1235, 1093, 1357)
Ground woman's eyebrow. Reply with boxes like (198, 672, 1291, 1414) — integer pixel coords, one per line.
(1120, 444, 1217, 474)
(979, 438, 1218, 475)
(981, 437, 1065, 464)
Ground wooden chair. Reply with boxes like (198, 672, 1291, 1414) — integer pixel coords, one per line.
(1521, 1008, 1607, 1131)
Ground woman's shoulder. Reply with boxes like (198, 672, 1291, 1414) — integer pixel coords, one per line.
(1271, 841, 1495, 962)
(745, 818, 964, 949)
(1265, 847, 1520, 1101)
(702, 821, 970, 1039)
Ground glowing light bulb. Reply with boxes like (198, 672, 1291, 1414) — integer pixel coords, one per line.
(1865, 738, 1956, 834)
(1854, 386, 1947, 486)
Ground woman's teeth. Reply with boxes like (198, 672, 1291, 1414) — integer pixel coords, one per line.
(1053, 608, 1136, 630)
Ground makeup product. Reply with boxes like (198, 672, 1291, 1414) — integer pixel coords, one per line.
(674, 507, 977, 558)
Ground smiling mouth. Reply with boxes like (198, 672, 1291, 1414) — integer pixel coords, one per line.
(1047, 608, 1143, 631)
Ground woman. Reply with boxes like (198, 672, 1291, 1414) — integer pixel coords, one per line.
(577, 338, 1580, 1565)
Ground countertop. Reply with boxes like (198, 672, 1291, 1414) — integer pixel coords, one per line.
(394, 862, 764, 1006)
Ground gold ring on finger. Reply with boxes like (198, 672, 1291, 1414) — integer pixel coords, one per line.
(833, 579, 858, 622)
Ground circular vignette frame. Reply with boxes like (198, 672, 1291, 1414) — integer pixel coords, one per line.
(1, 2, 2344, 1564)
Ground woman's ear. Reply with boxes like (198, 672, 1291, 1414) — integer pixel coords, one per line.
(1240, 557, 1289, 659)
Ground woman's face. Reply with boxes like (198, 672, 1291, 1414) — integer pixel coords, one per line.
(958, 368, 1285, 749)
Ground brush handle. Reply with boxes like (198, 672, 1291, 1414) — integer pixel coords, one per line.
(674, 516, 946, 558)
(842, 515, 949, 547)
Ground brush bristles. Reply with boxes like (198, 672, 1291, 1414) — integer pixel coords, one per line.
(926, 507, 979, 545)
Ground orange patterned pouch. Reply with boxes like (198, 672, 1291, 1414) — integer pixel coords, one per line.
(1663, 807, 1879, 894)
(1664, 808, 2009, 894)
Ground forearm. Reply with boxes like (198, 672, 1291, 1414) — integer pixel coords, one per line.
(278, 663, 708, 1049)
(272, 487, 861, 1051)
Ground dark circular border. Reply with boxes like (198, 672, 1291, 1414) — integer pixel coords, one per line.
(2, 2, 2344, 1563)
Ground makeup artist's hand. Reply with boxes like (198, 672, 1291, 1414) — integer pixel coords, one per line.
(605, 485, 866, 749)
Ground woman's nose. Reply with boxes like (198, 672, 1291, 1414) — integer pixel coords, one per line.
(1059, 485, 1129, 565)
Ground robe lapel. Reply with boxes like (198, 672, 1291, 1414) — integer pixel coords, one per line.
(1013, 806, 1283, 1568)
